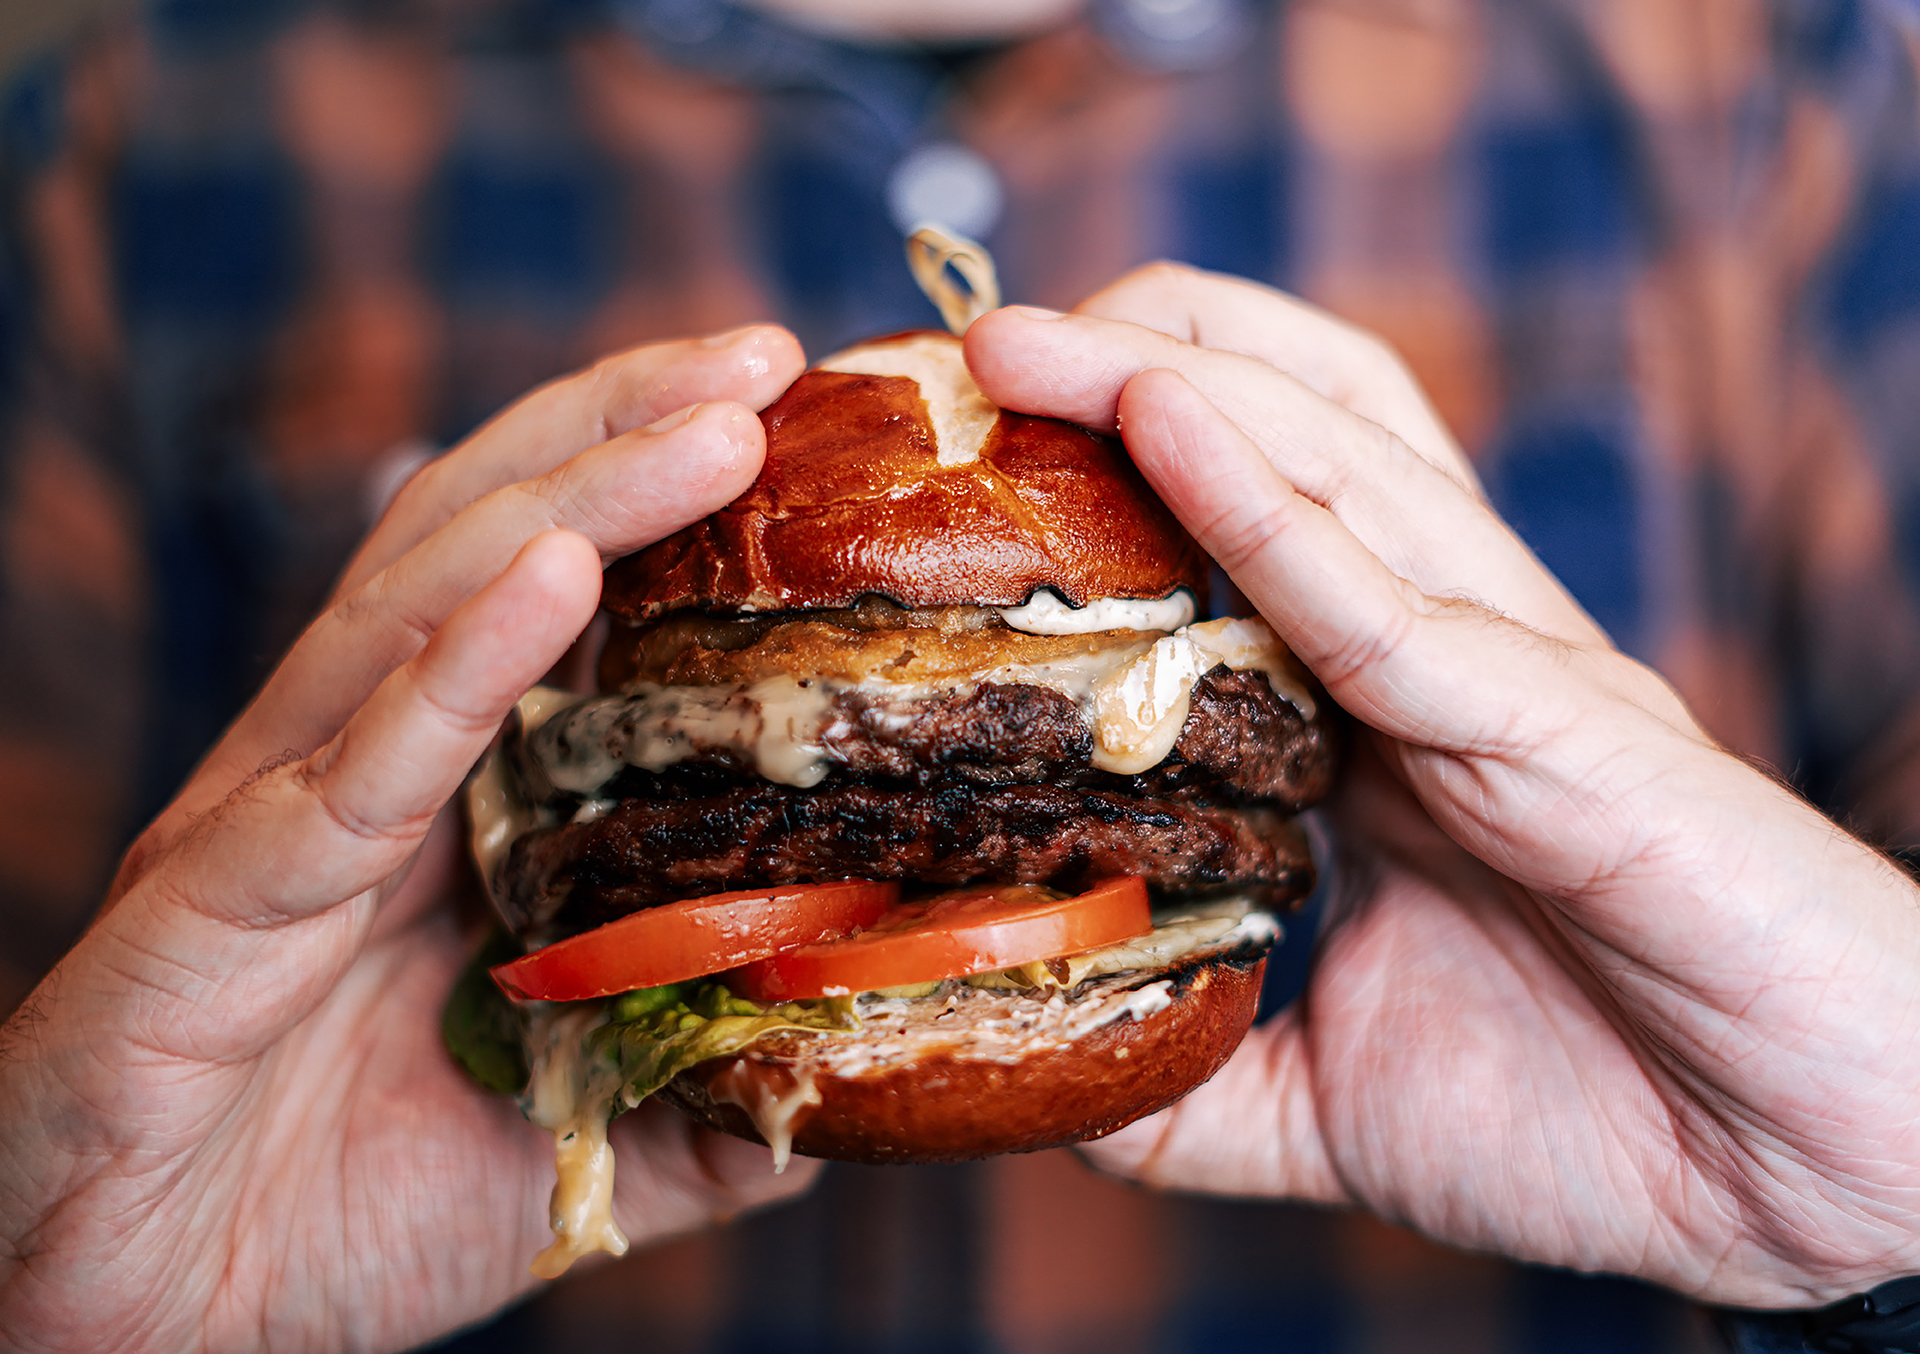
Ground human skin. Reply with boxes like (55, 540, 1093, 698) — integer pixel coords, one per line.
(0, 326, 816, 1354)
(7, 260, 1919, 1351)
(965, 266, 1920, 1310)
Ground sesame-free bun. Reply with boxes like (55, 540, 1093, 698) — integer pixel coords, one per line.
(659, 946, 1263, 1165)
(602, 331, 1207, 621)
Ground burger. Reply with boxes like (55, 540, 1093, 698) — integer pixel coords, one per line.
(446, 327, 1339, 1277)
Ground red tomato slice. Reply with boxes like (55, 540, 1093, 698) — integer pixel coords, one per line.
(490, 880, 900, 1002)
(727, 877, 1151, 1002)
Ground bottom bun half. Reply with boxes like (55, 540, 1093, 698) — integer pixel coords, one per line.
(660, 947, 1266, 1165)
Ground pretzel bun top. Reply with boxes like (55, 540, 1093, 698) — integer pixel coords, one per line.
(601, 331, 1207, 621)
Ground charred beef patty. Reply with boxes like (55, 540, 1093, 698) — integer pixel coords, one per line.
(522, 667, 1336, 808)
(501, 786, 1313, 938)
(486, 607, 1341, 944)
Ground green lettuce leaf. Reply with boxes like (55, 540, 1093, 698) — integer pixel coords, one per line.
(596, 982, 855, 1111)
(442, 931, 530, 1096)
(442, 931, 855, 1113)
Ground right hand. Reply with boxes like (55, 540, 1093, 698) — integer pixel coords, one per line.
(970, 268, 1920, 1309)
(0, 326, 811, 1354)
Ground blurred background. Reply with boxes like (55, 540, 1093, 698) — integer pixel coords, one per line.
(9, 0, 1914, 1348)
(0, 0, 125, 85)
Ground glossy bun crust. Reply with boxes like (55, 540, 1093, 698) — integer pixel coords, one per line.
(603, 332, 1207, 621)
(661, 948, 1263, 1164)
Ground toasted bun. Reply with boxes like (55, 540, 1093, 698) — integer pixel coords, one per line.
(603, 331, 1207, 621)
(660, 948, 1263, 1164)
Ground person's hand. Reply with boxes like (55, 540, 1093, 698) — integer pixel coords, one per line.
(0, 327, 811, 1354)
(968, 267, 1920, 1310)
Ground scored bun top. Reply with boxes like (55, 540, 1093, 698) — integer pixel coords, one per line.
(602, 331, 1207, 621)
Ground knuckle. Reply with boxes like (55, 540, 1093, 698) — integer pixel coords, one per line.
(296, 757, 410, 847)
(571, 353, 643, 443)
(109, 825, 171, 902)
(580, 350, 626, 396)
(1196, 498, 1291, 577)
(330, 567, 438, 654)
(1320, 604, 1418, 689)
(413, 671, 505, 740)
(1133, 259, 1203, 292)
(1093, 260, 1206, 324)
(537, 462, 634, 546)
(384, 454, 442, 516)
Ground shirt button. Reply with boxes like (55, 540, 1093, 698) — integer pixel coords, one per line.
(1097, 0, 1253, 71)
(886, 141, 1004, 240)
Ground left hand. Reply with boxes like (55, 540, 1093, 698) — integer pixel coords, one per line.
(0, 327, 816, 1354)
(965, 266, 1920, 1310)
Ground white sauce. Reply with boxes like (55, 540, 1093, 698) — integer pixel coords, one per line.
(539, 676, 837, 793)
(999, 588, 1196, 636)
(707, 1061, 822, 1173)
(466, 687, 583, 890)
(819, 334, 999, 467)
(966, 899, 1280, 992)
(507, 899, 1277, 1232)
(807, 899, 1275, 1076)
(1090, 617, 1314, 774)
(521, 1006, 629, 1279)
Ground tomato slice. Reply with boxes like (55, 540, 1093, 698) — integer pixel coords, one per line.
(727, 877, 1151, 1002)
(490, 880, 900, 1002)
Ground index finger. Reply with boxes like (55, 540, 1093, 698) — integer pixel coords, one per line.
(339, 325, 804, 596)
(967, 311, 1601, 644)
(1071, 262, 1475, 488)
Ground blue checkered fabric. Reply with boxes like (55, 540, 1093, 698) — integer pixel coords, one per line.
(6, 1, 1920, 1349)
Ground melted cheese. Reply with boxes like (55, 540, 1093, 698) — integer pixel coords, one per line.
(819, 334, 999, 466)
(508, 899, 1276, 1249)
(521, 1006, 629, 1279)
(706, 1061, 822, 1173)
(538, 676, 838, 793)
(513, 616, 1313, 796)
(1090, 617, 1313, 774)
(999, 588, 1196, 636)
(466, 686, 584, 890)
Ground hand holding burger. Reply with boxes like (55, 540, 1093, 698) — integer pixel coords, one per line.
(10, 252, 1920, 1354)
(0, 329, 818, 1354)
(970, 264, 1920, 1312)
(457, 239, 1341, 1275)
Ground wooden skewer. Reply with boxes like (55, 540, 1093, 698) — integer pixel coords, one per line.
(906, 223, 1001, 335)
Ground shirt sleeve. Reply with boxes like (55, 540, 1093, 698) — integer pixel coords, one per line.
(1770, 0, 1920, 849)
(1715, 1311, 1812, 1353)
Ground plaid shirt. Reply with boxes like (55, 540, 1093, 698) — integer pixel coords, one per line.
(4, 0, 1920, 1349)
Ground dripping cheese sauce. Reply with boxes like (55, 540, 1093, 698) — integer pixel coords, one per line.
(467, 591, 1307, 1277)
(512, 598, 1313, 818)
(511, 903, 1276, 1273)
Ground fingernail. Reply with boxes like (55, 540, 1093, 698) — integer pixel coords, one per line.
(699, 324, 760, 349)
(644, 403, 704, 433)
(1003, 305, 1067, 322)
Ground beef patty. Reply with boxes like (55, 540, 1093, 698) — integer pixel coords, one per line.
(500, 785, 1316, 940)
(523, 667, 1336, 809)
